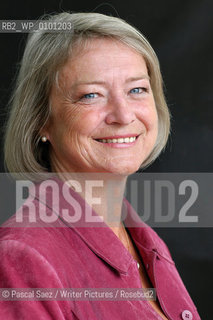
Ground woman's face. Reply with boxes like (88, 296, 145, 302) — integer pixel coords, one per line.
(45, 38, 158, 175)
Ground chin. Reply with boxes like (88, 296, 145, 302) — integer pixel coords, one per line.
(105, 163, 141, 176)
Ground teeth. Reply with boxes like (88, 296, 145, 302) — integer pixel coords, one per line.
(98, 136, 137, 143)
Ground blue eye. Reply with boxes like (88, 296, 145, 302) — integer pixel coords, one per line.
(130, 87, 145, 94)
(82, 93, 98, 99)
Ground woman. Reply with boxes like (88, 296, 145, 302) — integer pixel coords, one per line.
(0, 12, 200, 320)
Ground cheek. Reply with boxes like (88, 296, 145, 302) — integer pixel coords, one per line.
(50, 105, 84, 142)
(61, 105, 82, 133)
(137, 103, 158, 132)
(69, 107, 104, 136)
(54, 105, 104, 140)
(148, 109, 159, 145)
(150, 108, 158, 132)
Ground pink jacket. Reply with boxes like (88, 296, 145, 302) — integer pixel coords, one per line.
(0, 178, 200, 319)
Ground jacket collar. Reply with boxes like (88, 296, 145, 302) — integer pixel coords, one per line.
(33, 177, 173, 274)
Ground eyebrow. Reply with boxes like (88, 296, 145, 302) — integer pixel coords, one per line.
(71, 75, 150, 88)
(126, 75, 150, 82)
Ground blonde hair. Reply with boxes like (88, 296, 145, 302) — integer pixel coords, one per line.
(4, 12, 170, 178)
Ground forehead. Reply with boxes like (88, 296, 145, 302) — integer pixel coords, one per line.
(70, 37, 145, 62)
(58, 38, 148, 84)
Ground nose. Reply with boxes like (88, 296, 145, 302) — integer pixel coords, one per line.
(105, 94, 136, 125)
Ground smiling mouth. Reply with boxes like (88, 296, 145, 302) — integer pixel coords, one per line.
(95, 135, 138, 144)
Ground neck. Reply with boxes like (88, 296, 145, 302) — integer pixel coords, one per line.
(54, 169, 127, 233)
